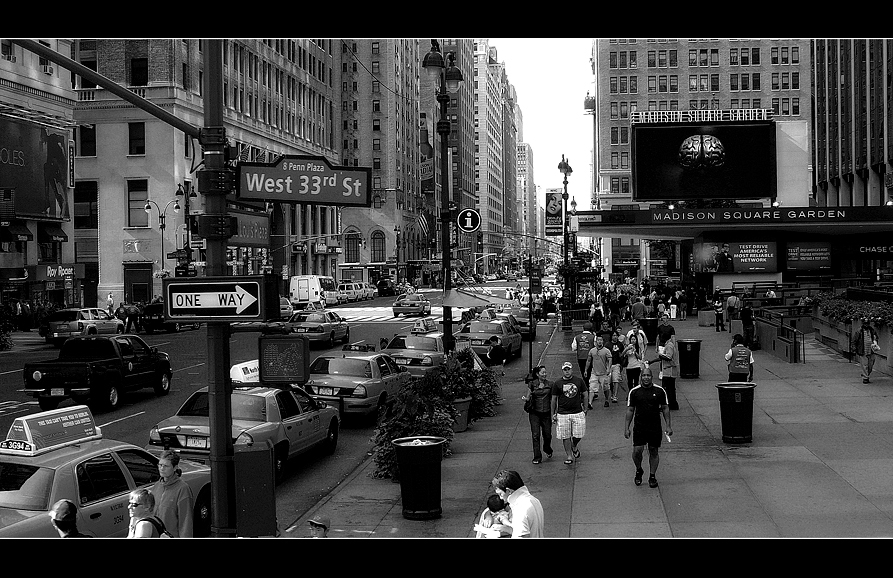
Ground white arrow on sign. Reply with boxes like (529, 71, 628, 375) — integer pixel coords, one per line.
(172, 285, 258, 314)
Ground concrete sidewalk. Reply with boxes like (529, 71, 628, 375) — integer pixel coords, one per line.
(288, 316, 893, 538)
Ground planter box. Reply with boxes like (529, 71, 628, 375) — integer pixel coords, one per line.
(452, 397, 472, 432)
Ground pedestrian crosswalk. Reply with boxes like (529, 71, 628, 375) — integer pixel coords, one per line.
(338, 306, 445, 324)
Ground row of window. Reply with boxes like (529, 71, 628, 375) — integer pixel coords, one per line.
(609, 72, 800, 94)
(609, 46, 801, 68)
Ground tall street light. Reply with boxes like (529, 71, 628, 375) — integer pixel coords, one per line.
(144, 198, 180, 275)
(393, 225, 402, 284)
(423, 39, 463, 353)
(558, 154, 573, 329)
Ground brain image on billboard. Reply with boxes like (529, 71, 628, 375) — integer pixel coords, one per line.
(631, 121, 776, 202)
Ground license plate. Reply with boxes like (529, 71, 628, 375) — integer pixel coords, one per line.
(317, 387, 334, 396)
(296, 327, 307, 332)
(472, 340, 484, 345)
(395, 358, 409, 365)
(50, 388, 65, 397)
(186, 436, 208, 449)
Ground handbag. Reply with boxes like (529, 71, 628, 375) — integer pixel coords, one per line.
(871, 341, 881, 354)
(523, 395, 534, 413)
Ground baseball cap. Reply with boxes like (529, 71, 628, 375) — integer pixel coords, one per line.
(308, 514, 330, 529)
(49, 499, 78, 522)
(561, 362, 573, 370)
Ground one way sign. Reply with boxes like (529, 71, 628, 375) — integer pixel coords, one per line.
(163, 276, 273, 322)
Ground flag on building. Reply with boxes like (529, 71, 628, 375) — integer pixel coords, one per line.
(418, 212, 429, 237)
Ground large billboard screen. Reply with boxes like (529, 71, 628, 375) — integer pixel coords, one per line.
(631, 121, 776, 201)
(0, 116, 71, 220)
(786, 241, 832, 271)
(695, 241, 777, 273)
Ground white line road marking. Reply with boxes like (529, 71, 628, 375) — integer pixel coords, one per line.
(0, 369, 23, 376)
(174, 363, 205, 373)
(98, 411, 145, 428)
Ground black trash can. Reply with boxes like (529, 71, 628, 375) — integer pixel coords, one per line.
(677, 339, 702, 378)
(641, 317, 658, 345)
(715, 383, 757, 443)
(392, 436, 446, 520)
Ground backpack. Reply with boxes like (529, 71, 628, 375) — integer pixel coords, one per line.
(143, 516, 174, 538)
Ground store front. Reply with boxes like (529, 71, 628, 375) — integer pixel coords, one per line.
(25, 263, 85, 308)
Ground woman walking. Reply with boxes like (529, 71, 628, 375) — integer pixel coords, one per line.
(524, 365, 553, 465)
(623, 333, 645, 390)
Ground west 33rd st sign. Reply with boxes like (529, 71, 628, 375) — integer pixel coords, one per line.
(236, 154, 372, 207)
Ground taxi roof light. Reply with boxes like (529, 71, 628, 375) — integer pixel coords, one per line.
(0, 405, 102, 457)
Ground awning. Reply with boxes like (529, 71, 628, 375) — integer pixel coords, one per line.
(0, 223, 33, 242)
(441, 288, 516, 308)
(37, 224, 68, 243)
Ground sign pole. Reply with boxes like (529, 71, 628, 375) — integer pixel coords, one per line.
(528, 252, 534, 374)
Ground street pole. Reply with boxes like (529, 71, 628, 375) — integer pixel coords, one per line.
(559, 154, 573, 330)
(528, 251, 534, 373)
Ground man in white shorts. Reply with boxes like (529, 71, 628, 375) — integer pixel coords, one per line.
(551, 362, 588, 464)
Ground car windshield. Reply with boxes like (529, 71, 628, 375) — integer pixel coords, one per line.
(310, 357, 373, 378)
(58, 339, 118, 360)
(177, 392, 266, 421)
(386, 336, 438, 351)
(0, 463, 55, 511)
(290, 313, 326, 323)
(465, 323, 503, 334)
(45, 310, 78, 323)
(512, 309, 530, 320)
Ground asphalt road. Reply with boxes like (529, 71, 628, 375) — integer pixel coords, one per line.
(0, 281, 541, 535)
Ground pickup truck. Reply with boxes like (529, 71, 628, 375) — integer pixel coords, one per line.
(19, 335, 173, 412)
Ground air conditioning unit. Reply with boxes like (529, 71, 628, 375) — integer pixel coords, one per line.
(42, 64, 53, 74)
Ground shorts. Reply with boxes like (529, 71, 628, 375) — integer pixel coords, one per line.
(632, 428, 662, 448)
(556, 411, 586, 440)
(610, 364, 622, 383)
(589, 374, 610, 395)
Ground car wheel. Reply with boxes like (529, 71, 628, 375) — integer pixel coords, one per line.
(38, 397, 60, 411)
(274, 443, 288, 485)
(100, 381, 121, 411)
(193, 486, 212, 537)
(342, 328, 350, 344)
(323, 419, 339, 455)
(154, 372, 171, 396)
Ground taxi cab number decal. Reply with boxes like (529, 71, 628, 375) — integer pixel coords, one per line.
(0, 439, 33, 452)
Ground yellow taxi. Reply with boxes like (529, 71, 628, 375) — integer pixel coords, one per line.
(381, 319, 448, 379)
(0, 406, 212, 537)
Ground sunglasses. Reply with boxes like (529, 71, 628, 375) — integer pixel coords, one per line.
(128, 502, 143, 508)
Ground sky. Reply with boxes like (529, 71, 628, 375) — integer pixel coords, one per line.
(489, 38, 595, 212)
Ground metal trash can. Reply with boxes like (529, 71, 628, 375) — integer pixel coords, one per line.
(392, 436, 446, 520)
(715, 383, 757, 443)
(677, 339, 702, 378)
(641, 317, 658, 345)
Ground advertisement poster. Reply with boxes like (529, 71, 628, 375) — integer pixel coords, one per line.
(545, 189, 563, 236)
(0, 116, 71, 220)
(787, 241, 832, 270)
(696, 241, 777, 273)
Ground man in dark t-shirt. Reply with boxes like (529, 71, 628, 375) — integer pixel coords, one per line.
(551, 362, 588, 464)
(623, 367, 672, 489)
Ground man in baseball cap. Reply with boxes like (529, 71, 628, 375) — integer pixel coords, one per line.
(308, 514, 330, 538)
(48, 499, 91, 538)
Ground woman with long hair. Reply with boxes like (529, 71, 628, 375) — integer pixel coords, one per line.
(623, 333, 644, 391)
(524, 365, 553, 465)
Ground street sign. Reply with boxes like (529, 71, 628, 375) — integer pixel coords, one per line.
(258, 335, 310, 384)
(456, 208, 481, 233)
(163, 275, 277, 322)
(530, 276, 542, 294)
(237, 154, 372, 207)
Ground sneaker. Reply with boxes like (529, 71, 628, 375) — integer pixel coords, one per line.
(611, 396, 618, 403)
(588, 403, 593, 410)
(634, 468, 644, 486)
(604, 400, 610, 408)
(648, 475, 658, 488)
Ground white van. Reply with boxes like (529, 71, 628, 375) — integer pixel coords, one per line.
(289, 275, 339, 309)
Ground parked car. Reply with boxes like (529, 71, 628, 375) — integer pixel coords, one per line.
(381, 321, 449, 379)
(147, 385, 339, 484)
(455, 320, 523, 360)
(0, 405, 212, 537)
(39, 307, 124, 347)
(336, 282, 359, 303)
(376, 278, 397, 297)
(506, 273, 517, 282)
(20, 335, 173, 411)
(506, 307, 536, 340)
(141, 302, 200, 334)
(393, 293, 432, 317)
(495, 311, 523, 336)
(278, 310, 350, 346)
(362, 282, 378, 300)
(305, 345, 412, 420)
(279, 296, 294, 319)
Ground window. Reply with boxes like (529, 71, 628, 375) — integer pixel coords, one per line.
(78, 125, 96, 157)
(699, 75, 708, 92)
(611, 177, 620, 194)
(620, 126, 629, 144)
(781, 47, 789, 65)
(772, 73, 779, 90)
(648, 76, 656, 93)
(741, 74, 749, 91)
(689, 49, 697, 66)
(621, 152, 629, 169)
(668, 50, 676, 67)
(79, 59, 97, 89)
(609, 52, 617, 68)
(345, 233, 360, 262)
(610, 102, 618, 119)
(371, 231, 385, 262)
(373, 119, 381, 131)
(182, 63, 189, 90)
(128, 123, 145, 155)
(610, 77, 618, 94)
(730, 48, 738, 66)
(371, 41, 379, 54)
(127, 180, 149, 227)
(620, 102, 629, 118)
(689, 75, 698, 91)
(372, 139, 380, 151)
(630, 76, 637, 93)
(611, 152, 619, 169)
(76, 454, 130, 504)
(751, 48, 760, 65)
(648, 51, 656, 67)
(371, 61, 380, 74)
(619, 51, 627, 68)
(621, 177, 630, 195)
(629, 51, 637, 68)
(792, 98, 799, 115)
(772, 98, 779, 115)
(710, 74, 719, 92)
(658, 50, 667, 67)
(619, 77, 627, 94)
(782, 72, 789, 90)
(740, 48, 749, 66)
(771, 47, 778, 65)
(276, 391, 301, 420)
(699, 49, 707, 67)
(610, 127, 618, 144)
(791, 46, 799, 64)
(130, 58, 148, 86)
(730, 74, 739, 91)
(117, 450, 161, 488)
(792, 72, 799, 90)
(752, 73, 760, 91)
(372, 100, 381, 112)
(781, 98, 790, 115)
(74, 181, 98, 229)
(658, 75, 667, 92)
(373, 158, 381, 169)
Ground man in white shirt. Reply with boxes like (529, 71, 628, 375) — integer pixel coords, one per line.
(491, 470, 544, 538)
(626, 319, 648, 360)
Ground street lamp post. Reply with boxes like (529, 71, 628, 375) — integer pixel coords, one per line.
(393, 225, 402, 285)
(423, 40, 464, 354)
(176, 182, 198, 267)
(558, 154, 573, 330)
(144, 198, 180, 275)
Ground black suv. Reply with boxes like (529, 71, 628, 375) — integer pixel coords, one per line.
(377, 278, 397, 297)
